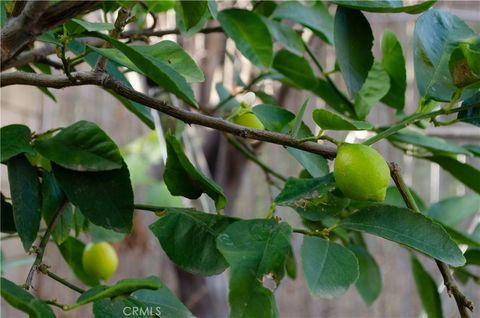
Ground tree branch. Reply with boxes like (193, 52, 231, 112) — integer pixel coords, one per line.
(120, 26, 223, 40)
(38, 265, 85, 294)
(389, 162, 474, 317)
(0, 71, 338, 159)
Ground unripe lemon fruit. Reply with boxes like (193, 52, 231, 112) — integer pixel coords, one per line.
(82, 242, 118, 281)
(333, 143, 390, 202)
(232, 111, 264, 130)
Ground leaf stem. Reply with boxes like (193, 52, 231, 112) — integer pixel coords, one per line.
(39, 264, 85, 294)
(134, 204, 166, 214)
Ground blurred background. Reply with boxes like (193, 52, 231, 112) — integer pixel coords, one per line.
(1, 1, 479, 317)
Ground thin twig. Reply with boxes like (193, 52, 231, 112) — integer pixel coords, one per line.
(38, 264, 85, 294)
(389, 162, 474, 317)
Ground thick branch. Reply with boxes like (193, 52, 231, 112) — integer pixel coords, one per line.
(0, 71, 338, 159)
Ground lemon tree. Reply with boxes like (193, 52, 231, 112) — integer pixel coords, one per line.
(1, 1, 479, 318)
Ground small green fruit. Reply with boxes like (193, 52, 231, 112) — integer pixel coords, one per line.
(232, 111, 264, 130)
(82, 242, 119, 281)
(333, 143, 390, 202)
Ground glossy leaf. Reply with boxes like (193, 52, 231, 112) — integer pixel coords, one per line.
(414, 9, 477, 101)
(458, 92, 480, 127)
(354, 63, 390, 120)
(35, 120, 123, 171)
(313, 79, 356, 117)
(411, 255, 444, 318)
(381, 30, 406, 110)
(313, 109, 372, 131)
(7, 154, 41, 251)
(70, 18, 114, 32)
(1, 194, 16, 233)
(426, 156, 480, 194)
(262, 18, 304, 56)
(301, 236, 359, 298)
(350, 245, 382, 305)
(149, 208, 237, 275)
(273, 50, 316, 89)
(217, 220, 292, 318)
(164, 135, 227, 210)
(52, 163, 134, 233)
(0, 277, 55, 318)
(464, 248, 480, 266)
(218, 9, 273, 68)
(332, 0, 435, 13)
(175, 0, 208, 32)
(252, 104, 295, 132)
(334, 7, 374, 97)
(287, 147, 329, 178)
(427, 195, 480, 227)
(58, 236, 100, 286)
(340, 205, 465, 267)
(0, 124, 33, 162)
(272, 1, 333, 44)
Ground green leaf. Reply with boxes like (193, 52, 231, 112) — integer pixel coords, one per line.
(332, 0, 436, 13)
(0, 277, 55, 318)
(175, 0, 208, 32)
(313, 109, 373, 131)
(458, 92, 480, 127)
(58, 236, 100, 286)
(149, 208, 237, 275)
(7, 154, 41, 251)
(443, 225, 480, 248)
(52, 162, 134, 233)
(261, 18, 304, 56)
(87, 32, 198, 106)
(449, 41, 480, 88)
(287, 147, 329, 178)
(164, 135, 227, 210)
(218, 9, 273, 68)
(108, 91, 155, 129)
(411, 255, 444, 318)
(340, 205, 465, 267)
(217, 219, 292, 318)
(90, 223, 126, 243)
(272, 1, 333, 44)
(382, 186, 428, 213)
(334, 7, 374, 97)
(301, 236, 359, 298)
(354, 63, 390, 120)
(1, 124, 34, 162)
(427, 195, 480, 227)
(381, 30, 407, 110)
(426, 156, 480, 194)
(252, 104, 295, 132)
(350, 245, 381, 305)
(71, 18, 114, 32)
(1, 194, 16, 233)
(76, 277, 162, 307)
(313, 79, 355, 117)
(35, 121, 123, 172)
(464, 248, 480, 266)
(388, 130, 472, 156)
(91, 41, 204, 83)
(285, 247, 297, 279)
(273, 50, 316, 90)
(414, 9, 477, 101)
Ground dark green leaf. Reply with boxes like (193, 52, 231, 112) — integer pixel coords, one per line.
(313, 109, 373, 131)
(285, 247, 297, 279)
(301, 236, 359, 298)
(217, 219, 292, 318)
(175, 0, 208, 31)
(427, 195, 480, 227)
(273, 50, 316, 90)
(71, 18, 114, 31)
(411, 255, 444, 318)
(218, 9, 273, 68)
(464, 248, 480, 266)
(149, 208, 237, 275)
(1, 124, 34, 162)
(58, 236, 100, 286)
(35, 121, 123, 171)
(262, 18, 304, 56)
(7, 154, 41, 251)
(313, 79, 355, 117)
(443, 225, 480, 248)
(332, 0, 436, 13)
(164, 135, 227, 210)
(341, 205, 465, 267)
(414, 9, 477, 101)
(334, 7, 374, 97)
(354, 63, 390, 120)
(1, 194, 16, 233)
(426, 156, 480, 194)
(458, 92, 480, 127)
(0, 277, 55, 318)
(252, 104, 295, 132)
(287, 147, 329, 178)
(272, 1, 333, 44)
(52, 163, 134, 233)
(382, 186, 428, 213)
(350, 245, 382, 305)
(381, 30, 406, 110)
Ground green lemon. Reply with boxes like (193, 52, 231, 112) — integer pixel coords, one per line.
(333, 143, 390, 202)
(232, 111, 264, 130)
(82, 242, 119, 281)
